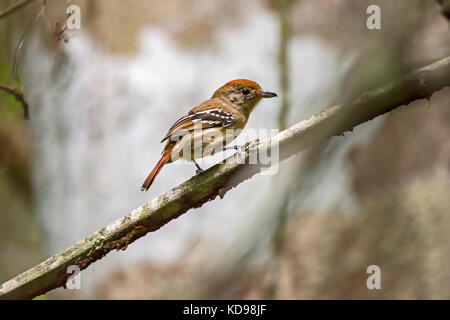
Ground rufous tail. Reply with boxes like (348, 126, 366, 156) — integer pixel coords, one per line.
(141, 144, 173, 191)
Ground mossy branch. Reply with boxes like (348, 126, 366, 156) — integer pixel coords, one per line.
(1, 55, 449, 300)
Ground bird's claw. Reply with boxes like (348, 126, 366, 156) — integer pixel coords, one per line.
(237, 145, 246, 155)
(193, 160, 204, 174)
(244, 138, 260, 151)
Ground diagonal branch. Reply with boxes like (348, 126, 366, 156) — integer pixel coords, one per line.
(1, 55, 449, 300)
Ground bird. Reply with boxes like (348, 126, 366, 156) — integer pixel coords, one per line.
(141, 79, 277, 191)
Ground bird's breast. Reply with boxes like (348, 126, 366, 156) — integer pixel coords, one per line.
(169, 127, 241, 162)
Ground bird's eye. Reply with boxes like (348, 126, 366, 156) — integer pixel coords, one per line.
(242, 89, 250, 95)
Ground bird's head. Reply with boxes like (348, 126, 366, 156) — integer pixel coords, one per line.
(212, 79, 277, 115)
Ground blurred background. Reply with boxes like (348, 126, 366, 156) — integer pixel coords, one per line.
(0, 0, 449, 299)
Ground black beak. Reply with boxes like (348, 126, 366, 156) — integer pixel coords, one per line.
(261, 91, 278, 98)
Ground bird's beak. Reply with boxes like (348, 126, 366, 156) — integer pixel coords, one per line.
(261, 91, 278, 98)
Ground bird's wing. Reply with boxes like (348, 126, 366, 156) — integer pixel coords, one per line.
(161, 107, 236, 143)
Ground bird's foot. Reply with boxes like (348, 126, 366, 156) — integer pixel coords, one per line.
(243, 138, 260, 152)
(194, 160, 204, 175)
(223, 145, 240, 152)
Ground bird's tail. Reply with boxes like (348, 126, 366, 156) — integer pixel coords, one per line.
(141, 144, 173, 191)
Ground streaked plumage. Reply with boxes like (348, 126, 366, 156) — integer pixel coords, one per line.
(141, 79, 277, 191)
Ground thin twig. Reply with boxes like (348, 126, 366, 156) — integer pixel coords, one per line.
(0, 83, 29, 119)
(0, 0, 36, 19)
(277, 0, 290, 131)
(12, 0, 46, 80)
(268, 0, 291, 299)
(54, 11, 74, 43)
(0, 55, 449, 300)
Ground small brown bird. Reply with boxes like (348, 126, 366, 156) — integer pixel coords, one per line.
(141, 79, 277, 191)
